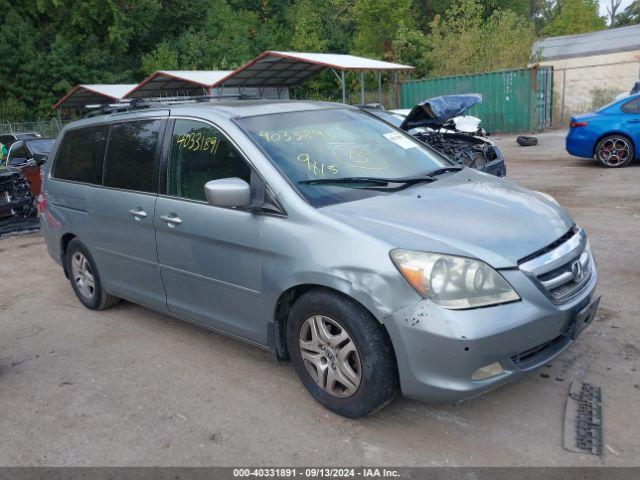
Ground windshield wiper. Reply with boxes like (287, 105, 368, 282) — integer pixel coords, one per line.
(427, 166, 464, 177)
(298, 175, 436, 191)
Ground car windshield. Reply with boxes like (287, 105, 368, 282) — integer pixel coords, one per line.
(237, 108, 450, 207)
(26, 139, 54, 155)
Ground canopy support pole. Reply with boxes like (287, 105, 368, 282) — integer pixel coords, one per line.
(393, 72, 399, 108)
(330, 68, 347, 104)
(360, 72, 365, 104)
(378, 73, 382, 105)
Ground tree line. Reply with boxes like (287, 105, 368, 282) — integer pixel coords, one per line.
(1, 0, 637, 121)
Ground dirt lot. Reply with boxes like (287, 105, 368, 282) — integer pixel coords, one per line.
(0, 130, 638, 466)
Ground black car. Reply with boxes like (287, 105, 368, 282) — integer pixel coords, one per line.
(5, 137, 54, 167)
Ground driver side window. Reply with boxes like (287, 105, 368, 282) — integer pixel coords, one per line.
(168, 120, 251, 202)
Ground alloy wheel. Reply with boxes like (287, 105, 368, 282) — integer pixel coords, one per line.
(71, 251, 95, 300)
(598, 137, 630, 166)
(298, 315, 362, 398)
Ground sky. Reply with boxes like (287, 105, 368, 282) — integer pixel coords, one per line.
(599, 0, 634, 21)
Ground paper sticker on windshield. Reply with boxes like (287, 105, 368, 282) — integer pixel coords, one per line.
(383, 132, 417, 150)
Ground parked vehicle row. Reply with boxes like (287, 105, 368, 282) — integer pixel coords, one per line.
(41, 100, 598, 417)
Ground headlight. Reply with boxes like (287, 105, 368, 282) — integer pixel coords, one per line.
(390, 249, 520, 309)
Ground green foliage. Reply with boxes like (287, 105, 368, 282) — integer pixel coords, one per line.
(353, 0, 415, 59)
(542, 0, 606, 36)
(288, 0, 354, 53)
(616, 0, 640, 26)
(590, 86, 623, 110)
(0, 98, 29, 123)
(424, 0, 535, 77)
(0, 0, 613, 120)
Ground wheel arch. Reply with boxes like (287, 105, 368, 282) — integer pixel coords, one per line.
(593, 131, 636, 157)
(272, 283, 391, 363)
(59, 232, 78, 277)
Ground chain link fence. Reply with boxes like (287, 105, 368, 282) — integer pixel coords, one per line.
(0, 118, 62, 138)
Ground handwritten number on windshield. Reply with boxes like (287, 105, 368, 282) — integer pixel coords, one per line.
(260, 129, 327, 143)
(298, 153, 339, 177)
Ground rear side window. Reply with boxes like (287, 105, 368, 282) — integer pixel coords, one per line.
(53, 125, 108, 184)
(621, 98, 640, 113)
(103, 120, 162, 193)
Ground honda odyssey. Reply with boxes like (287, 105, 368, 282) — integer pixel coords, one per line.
(41, 101, 599, 417)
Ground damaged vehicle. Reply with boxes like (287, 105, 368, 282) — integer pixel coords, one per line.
(0, 167, 36, 220)
(5, 137, 55, 196)
(363, 94, 506, 177)
(42, 101, 597, 418)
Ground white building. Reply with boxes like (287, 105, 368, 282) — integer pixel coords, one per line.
(533, 24, 640, 126)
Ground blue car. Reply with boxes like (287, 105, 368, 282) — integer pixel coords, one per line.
(566, 94, 640, 168)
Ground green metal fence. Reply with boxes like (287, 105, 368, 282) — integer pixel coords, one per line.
(400, 67, 553, 133)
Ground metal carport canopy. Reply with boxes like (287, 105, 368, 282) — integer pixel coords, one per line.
(213, 51, 414, 103)
(125, 70, 233, 98)
(53, 84, 137, 109)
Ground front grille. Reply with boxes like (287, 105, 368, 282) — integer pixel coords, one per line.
(519, 228, 593, 303)
(511, 334, 570, 370)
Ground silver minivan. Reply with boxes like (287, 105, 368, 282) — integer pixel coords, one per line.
(41, 101, 599, 417)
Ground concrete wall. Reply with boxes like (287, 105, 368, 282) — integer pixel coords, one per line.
(540, 50, 640, 127)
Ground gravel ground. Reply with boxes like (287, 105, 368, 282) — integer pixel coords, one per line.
(0, 130, 638, 466)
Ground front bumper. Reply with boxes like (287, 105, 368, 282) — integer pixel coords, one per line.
(384, 266, 598, 404)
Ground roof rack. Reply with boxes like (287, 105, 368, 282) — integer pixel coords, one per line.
(83, 93, 262, 118)
(83, 98, 166, 118)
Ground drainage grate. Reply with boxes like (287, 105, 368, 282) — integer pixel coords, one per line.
(563, 381, 603, 456)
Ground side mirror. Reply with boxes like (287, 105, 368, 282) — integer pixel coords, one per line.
(204, 178, 251, 208)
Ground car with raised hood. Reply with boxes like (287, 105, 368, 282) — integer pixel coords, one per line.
(566, 93, 640, 168)
(40, 100, 598, 417)
(362, 94, 506, 177)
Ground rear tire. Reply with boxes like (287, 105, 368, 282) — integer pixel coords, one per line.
(286, 288, 398, 418)
(64, 239, 120, 310)
(595, 135, 634, 168)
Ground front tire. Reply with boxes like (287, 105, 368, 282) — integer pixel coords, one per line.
(286, 289, 398, 418)
(595, 135, 634, 168)
(64, 239, 120, 310)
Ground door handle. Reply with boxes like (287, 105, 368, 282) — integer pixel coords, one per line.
(128, 208, 147, 219)
(159, 214, 182, 227)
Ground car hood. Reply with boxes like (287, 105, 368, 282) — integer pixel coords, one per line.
(400, 93, 482, 131)
(322, 169, 574, 268)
